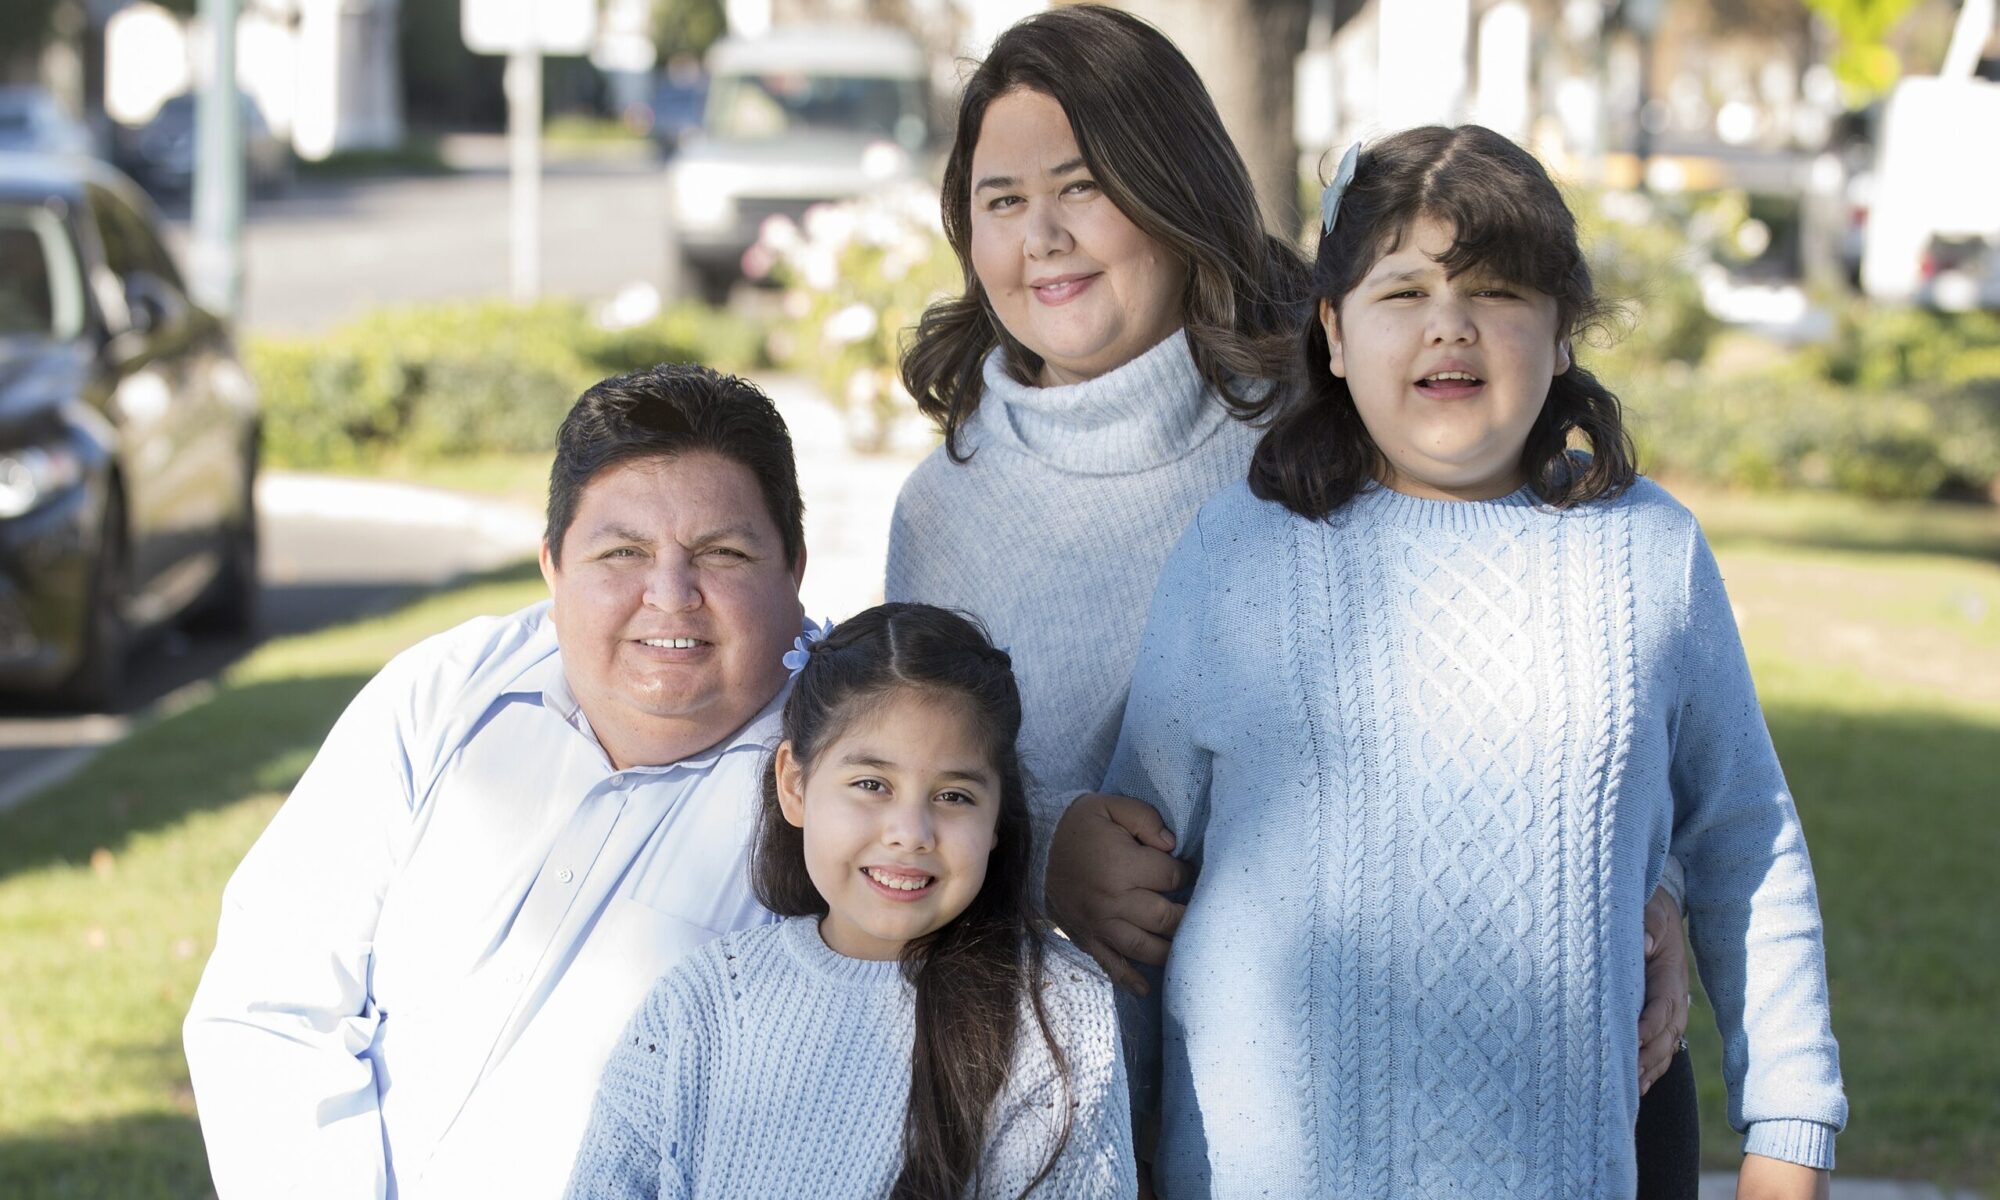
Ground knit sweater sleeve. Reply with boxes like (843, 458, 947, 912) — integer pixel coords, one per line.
(564, 974, 698, 1200)
(1098, 515, 1216, 1137)
(978, 945, 1138, 1199)
(1665, 521, 1847, 1169)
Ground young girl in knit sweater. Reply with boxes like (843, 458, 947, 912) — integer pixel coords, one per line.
(1106, 125, 1846, 1199)
(566, 603, 1135, 1199)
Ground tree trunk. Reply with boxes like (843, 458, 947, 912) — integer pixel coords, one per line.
(1114, 0, 1313, 236)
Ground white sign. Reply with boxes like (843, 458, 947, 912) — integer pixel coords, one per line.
(463, 0, 598, 56)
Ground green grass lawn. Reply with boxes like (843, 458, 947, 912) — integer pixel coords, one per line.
(0, 489, 1994, 1196)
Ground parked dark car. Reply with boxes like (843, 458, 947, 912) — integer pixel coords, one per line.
(125, 91, 292, 198)
(0, 152, 259, 708)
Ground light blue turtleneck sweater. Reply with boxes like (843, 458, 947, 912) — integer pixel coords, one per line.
(1107, 477, 1846, 1198)
(886, 332, 1262, 868)
(564, 916, 1136, 1199)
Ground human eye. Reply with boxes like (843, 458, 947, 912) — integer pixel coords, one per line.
(851, 777, 887, 794)
(934, 788, 978, 806)
(702, 545, 751, 562)
(600, 546, 644, 560)
(1061, 178, 1099, 196)
(984, 193, 1023, 212)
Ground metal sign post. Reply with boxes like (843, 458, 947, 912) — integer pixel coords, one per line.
(192, 0, 245, 320)
(463, 0, 598, 303)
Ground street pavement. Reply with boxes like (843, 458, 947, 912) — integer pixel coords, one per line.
(159, 141, 677, 334)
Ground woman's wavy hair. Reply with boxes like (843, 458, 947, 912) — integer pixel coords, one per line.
(901, 3, 1310, 459)
(1249, 124, 1637, 518)
(750, 603, 1067, 1199)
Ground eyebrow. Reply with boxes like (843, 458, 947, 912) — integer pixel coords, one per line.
(840, 753, 995, 787)
(582, 521, 769, 547)
(1366, 267, 1438, 287)
(972, 157, 1087, 193)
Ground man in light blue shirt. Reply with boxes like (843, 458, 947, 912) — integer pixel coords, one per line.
(184, 364, 813, 1198)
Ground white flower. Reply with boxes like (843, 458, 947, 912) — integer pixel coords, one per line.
(824, 303, 879, 345)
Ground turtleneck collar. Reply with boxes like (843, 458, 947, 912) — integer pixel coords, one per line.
(965, 329, 1253, 475)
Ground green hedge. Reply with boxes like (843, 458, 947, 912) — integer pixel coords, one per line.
(246, 299, 764, 470)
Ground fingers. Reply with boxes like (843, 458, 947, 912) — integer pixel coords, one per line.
(1094, 792, 1178, 853)
(1078, 934, 1149, 996)
(1636, 998, 1676, 1093)
(1099, 918, 1174, 970)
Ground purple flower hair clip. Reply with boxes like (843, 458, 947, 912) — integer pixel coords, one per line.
(782, 617, 836, 678)
(1319, 141, 1361, 235)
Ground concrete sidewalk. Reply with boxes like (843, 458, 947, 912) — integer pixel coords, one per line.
(1701, 1174, 1983, 1198)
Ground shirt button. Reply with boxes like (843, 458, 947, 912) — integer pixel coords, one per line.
(557, 868, 574, 884)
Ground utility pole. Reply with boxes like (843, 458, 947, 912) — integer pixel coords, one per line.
(506, 46, 543, 302)
(192, 0, 245, 321)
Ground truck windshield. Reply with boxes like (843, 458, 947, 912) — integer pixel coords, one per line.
(0, 205, 86, 340)
(706, 72, 924, 145)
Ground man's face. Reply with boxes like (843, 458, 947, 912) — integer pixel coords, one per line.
(539, 452, 804, 768)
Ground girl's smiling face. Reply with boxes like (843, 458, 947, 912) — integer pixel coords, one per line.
(1320, 216, 1571, 501)
(774, 689, 1002, 961)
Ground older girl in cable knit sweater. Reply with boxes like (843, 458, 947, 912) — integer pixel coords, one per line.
(1106, 126, 1846, 1198)
(565, 604, 1133, 1199)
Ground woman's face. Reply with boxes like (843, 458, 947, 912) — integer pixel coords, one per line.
(967, 88, 1186, 387)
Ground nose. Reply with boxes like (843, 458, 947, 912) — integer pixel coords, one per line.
(1024, 199, 1073, 260)
(641, 556, 702, 612)
(880, 798, 936, 854)
(1425, 293, 1477, 345)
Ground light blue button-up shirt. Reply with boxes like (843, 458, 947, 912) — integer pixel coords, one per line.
(184, 602, 782, 1199)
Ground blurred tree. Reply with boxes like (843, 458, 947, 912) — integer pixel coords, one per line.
(1806, 0, 1924, 101)
(1116, 0, 1314, 235)
(654, 0, 725, 65)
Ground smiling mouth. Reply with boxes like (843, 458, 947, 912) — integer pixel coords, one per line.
(1030, 274, 1099, 304)
(861, 866, 936, 897)
(636, 637, 709, 649)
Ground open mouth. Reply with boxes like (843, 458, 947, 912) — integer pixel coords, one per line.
(637, 637, 709, 649)
(1416, 370, 1484, 392)
(861, 866, 936, 898)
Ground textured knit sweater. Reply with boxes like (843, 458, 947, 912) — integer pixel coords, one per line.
(885, 332, 1263, 864)
(1105, 478, 1847, 1199)
(563, 917, 1136, 1199)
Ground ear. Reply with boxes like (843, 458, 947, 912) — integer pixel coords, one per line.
(790, 541, 808, 589)
(774, 741, 808, 829)
(1554, 337, 1572, 377)
(1318, 298, 1346, 379)
(538, 539, 559, 606)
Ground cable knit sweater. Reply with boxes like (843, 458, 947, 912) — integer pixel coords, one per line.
(1106, 478, 1846, 1198)
(563, 917, 1136, 1199)
(885, 332, 1262, 866)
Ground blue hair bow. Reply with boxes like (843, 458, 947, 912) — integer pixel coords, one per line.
(782, 617, 836, 678)
(1319, 142, 1361, 235)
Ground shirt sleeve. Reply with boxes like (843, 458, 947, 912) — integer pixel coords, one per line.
(564, 977, 692, 1200)
(182, 649, 432, 1199)
(979, 950, 1137, 1200)
(1666, 522, 1847, 1168)
(1097, 518, 1216, 1143)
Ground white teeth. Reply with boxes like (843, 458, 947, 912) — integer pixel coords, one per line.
(641, 638, 702, 649)
(864, 867, 932, 891)
(1423, 371, 1479, 383)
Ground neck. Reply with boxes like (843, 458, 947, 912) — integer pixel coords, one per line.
(579, 690, 779, 770)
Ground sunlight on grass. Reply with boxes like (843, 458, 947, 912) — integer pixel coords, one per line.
(1, 486, 1995, 1195)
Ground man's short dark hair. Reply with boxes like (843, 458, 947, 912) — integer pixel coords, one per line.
(545, 364, 804, 568)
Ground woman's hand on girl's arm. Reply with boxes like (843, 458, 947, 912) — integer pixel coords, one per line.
(1044, 793, 1189, 995)
(1638, 884, 1691, 1094)
(1736, 1154, 1830, 1200)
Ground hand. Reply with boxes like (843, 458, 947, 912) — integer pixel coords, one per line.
(1638, 884, 1690, 1095)
(1736, 1153, 1830, 1200)
(1044, 792, 1189, 995)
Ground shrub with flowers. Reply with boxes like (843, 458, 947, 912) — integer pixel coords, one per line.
(748, 182, 961, 452)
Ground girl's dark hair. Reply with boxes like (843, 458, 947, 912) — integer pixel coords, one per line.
(751, 603, 1067, 1199)
(1250, 124, 1637, 518)
(901, 3, 1310, 459)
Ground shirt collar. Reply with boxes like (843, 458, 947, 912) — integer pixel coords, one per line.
(505, 644, 788, 776)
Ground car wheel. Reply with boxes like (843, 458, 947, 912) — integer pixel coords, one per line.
(54, 492, 130, 712)
(189, 448, 260, 635)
